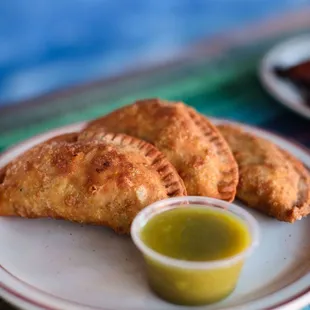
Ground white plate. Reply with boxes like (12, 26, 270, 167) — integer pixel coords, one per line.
(0, 121, 309, 310)
(259, 34, 310, 119)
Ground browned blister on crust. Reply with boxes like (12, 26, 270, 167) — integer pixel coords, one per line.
(218, 124, 310, 222)
(0, 133, 186, 234)
(45, 132, 79, 144)
(83, 98, 238, 201)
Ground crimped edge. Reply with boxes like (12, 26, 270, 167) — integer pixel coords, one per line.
(85, 99, 239, 201)
(186, 107, 239, 202)
(81, 131, 187, 197)
(279, 149, 310, 222)
(218, 123, 310, 222)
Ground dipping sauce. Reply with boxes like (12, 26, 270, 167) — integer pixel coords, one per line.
(131, 199, 259, 306)
(141, 207, 250, 262)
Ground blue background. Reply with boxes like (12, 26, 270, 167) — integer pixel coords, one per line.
(0, 0, 309, 106)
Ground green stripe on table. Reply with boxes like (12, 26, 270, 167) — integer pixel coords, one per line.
(0, 56, 286, 150)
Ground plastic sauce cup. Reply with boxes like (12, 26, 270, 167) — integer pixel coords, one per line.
(131, 196, 260, 306)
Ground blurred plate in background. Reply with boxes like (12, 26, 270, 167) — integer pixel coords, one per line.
(259, 35, 310, 119)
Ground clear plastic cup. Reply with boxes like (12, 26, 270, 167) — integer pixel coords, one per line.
(131, 196, 260, 306)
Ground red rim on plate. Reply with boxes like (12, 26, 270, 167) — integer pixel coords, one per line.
(0, 120, 309, 310)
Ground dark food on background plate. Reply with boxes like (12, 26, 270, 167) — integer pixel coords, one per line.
(274, 59, 310, 106)
(218, 124, 310, 222)
(0, 132, 186, 234)
(82, 98, 239, 202)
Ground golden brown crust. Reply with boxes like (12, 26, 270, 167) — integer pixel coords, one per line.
(45, 132, 79, 144)
(218, 124, 310, 222)
(84, 98, 238, 201)
(0, 132, 186, 234)
(87, 132, 187, 197)
(278, 149, 310, 221)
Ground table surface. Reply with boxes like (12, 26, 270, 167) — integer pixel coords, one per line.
(0, 10, 309, 310)
(1, 0, 309, 105)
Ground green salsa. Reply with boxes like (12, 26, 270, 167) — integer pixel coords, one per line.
(140, 206, 251, 305)
(141, 207, 250, 261)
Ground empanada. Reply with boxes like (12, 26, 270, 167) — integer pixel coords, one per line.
(0, 133, 186, 233)
(83, 98, 238, 201)
(218, 124, 310, 222)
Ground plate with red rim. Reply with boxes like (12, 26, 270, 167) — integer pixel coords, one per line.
(0, 119, 309, 310)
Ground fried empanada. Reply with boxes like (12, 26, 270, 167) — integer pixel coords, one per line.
(83, 98, 238, 201)
(218, 124, 310, 222)
(0, 133, 186, 233)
